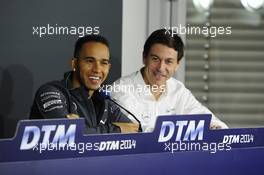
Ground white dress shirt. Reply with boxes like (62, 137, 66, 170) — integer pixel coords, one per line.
(110, 70, 228, 132)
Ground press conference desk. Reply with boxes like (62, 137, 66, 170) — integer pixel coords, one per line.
(1, 114, 264, 175)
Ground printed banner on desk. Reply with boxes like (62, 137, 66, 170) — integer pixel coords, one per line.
(0, 114, 263, 162)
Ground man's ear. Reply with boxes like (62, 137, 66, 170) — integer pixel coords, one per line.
(71, 58, 77, 72)
(142, 52, 147, 65)
(174, 61, 181, 74)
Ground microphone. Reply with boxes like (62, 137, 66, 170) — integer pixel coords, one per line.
(99, 89, 142, 132)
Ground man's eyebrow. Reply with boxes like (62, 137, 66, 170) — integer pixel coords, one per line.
(150, 54, 175, 60)
(83, 57, 109, 62)
(165, 58, 175, 61)
(150, 54, 159, 58)
(83, 56, 95, 60)
(101, 58, 110, 62)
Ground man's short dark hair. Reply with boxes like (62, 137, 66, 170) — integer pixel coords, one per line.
(74, 34, 109, 58)
(143, 29, 184, 62)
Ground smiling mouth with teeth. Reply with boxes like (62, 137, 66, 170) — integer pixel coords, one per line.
(89, 76, 100, 80)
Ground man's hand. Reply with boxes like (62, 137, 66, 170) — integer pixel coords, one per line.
(210, 120, 228, 130)
(210, 123, 222, 130)
(112, 122, 139, 133)
(66, 113, 79, 119)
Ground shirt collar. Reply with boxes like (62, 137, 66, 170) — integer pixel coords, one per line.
(133, 68, 169, 101)
(63, 71, 75, 90)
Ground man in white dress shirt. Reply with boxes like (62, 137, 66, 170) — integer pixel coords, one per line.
(109, 29, 228, 132)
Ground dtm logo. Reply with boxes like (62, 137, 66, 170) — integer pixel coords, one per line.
(158, 120, 205, 142)
(20, 124, 76, 150)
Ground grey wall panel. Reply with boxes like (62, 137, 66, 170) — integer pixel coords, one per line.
(0, 0, 122, 138)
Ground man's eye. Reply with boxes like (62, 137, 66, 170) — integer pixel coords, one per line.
(166, 60, 173, 64)
(165, 59, 175, 64)
(85, 59, 94, 63)
(152, 57, 159, 61)
(101, 61, 109, 65)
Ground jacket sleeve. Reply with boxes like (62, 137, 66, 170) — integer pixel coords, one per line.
(84, 123, 121, 134)
(107, 100, 132, 123)
(182, 88, 228, 129)
(30, 84, 123, 134)
(30, 84, 69, 119)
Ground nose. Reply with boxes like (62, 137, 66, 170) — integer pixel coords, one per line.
(157, 60, 166, 72)
(92, 61, 101, 73)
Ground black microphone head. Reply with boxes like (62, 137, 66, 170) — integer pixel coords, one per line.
(98, 89, 110, 99)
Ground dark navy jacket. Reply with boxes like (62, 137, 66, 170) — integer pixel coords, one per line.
(30, 72, 131, 134)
